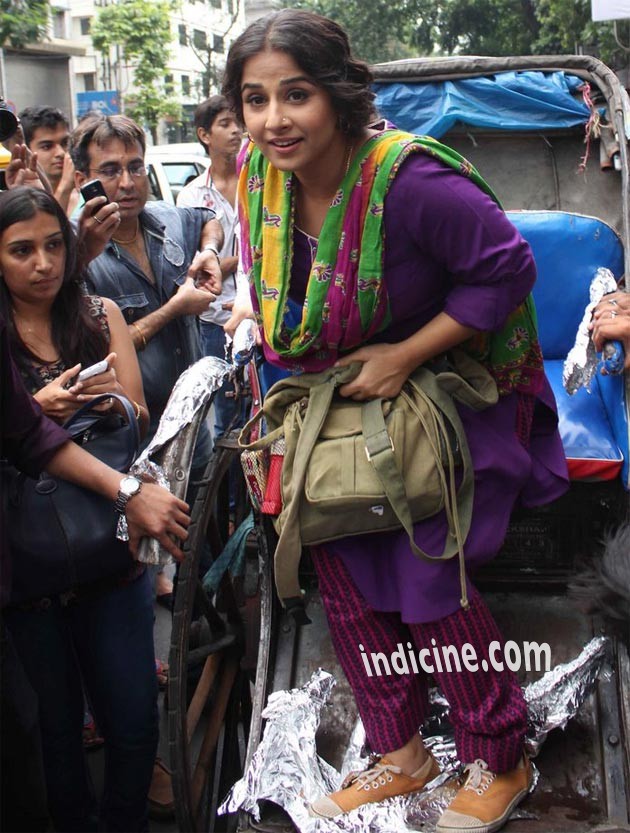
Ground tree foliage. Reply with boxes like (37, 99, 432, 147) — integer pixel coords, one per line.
(286, 0, 422, 63)
(287, 0, 629, 69)
(91, 0, 181, 141)
(185, 0, 242, 98)
(0, 0, 50, 49)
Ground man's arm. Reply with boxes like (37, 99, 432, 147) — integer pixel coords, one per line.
(127, 277, 218, 351)
(126, 214, 225, 352)
(187, 217, 224, 294)
(199, 217, 224, 252)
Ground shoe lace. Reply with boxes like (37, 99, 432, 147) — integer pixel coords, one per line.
(345, 759, 403, 792)
(462, 759, 497, 796)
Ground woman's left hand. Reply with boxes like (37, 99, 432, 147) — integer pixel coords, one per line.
(335, 344, 410, 400)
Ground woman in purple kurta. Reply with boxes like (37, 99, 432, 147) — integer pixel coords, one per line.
(315, 154, 569, 623)
(225, 10, 568, 831)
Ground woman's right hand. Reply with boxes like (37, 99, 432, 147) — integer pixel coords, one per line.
(33, 363, 82, 422)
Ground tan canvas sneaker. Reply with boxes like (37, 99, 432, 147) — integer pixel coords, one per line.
(310, 753, 440, 818)
(437, 754, 533, 833)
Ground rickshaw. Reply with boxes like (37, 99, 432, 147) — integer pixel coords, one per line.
(157, 54, 630, 833)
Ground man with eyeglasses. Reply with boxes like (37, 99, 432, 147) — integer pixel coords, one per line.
(70, 113, 224, 443)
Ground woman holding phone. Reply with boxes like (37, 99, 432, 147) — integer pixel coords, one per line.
(0, 186, 158, 832)
(0, 187, 148, 430)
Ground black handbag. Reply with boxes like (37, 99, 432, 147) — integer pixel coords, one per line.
(6, 393, 140, 605)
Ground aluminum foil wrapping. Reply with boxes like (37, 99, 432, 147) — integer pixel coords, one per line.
(524, 634, 609, 756)
(230, 318, 258, 367)
(116, 357, 231, 563)
(220, 636, 609, 832)
(136, 356, 231, 461)
(563, 267, 618, 394)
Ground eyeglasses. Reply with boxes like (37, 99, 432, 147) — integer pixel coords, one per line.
(89, 162, 147, 181)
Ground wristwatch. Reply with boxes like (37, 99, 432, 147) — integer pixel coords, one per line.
(114, 475, 143, 515)
(202, 243, 221, 264)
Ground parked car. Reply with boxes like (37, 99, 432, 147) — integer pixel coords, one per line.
(145, 145, 209, 204)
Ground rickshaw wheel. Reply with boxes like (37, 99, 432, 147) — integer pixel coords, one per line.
(168, 439, 252, 832)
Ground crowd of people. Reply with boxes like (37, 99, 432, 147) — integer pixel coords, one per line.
(1, 99, 228, 831)
(2, 8, 629, 833)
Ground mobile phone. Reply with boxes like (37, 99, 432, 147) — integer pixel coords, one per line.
(77, 359, 108, 383)
(80, 178, 109, 207)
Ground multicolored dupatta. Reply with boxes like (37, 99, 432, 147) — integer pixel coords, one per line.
(238, 128, 544, 395)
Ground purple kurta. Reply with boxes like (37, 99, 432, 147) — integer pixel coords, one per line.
(285, 154, 569, 623)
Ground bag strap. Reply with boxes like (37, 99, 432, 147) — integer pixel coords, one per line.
(273, 368, 358, 611)
(238, 409, 284, 451)
(362, 367, 474, 608)
(63, 393, 140, 452)
(238, 362, 364, 452)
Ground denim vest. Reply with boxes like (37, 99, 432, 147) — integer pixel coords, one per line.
(85, 202, 215, 433)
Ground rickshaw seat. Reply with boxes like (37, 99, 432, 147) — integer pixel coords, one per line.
(507, 210, 628, 486)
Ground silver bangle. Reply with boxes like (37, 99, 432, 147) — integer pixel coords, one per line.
(202, 244, 221, 263)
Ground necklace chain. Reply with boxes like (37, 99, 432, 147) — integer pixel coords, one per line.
(344, 142, 354, 176)
(112, 219, 139, 245)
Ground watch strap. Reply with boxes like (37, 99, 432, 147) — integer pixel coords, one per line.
(114, 478, 142, 515)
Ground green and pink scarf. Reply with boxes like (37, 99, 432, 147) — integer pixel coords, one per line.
(238, 128, 544, 395)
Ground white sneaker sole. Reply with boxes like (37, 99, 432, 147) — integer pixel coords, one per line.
(436, 782, 531, 833)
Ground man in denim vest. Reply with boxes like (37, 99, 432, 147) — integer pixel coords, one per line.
(70, 114, 224, 442)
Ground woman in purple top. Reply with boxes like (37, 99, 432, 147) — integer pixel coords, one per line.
(224, 10, 568, 831)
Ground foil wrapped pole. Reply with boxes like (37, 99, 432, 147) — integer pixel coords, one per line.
(116, 356, 231, 564)
(563, 267, 618, 395)
(220, 636, 609, 832)
(229, 318, 258, 367)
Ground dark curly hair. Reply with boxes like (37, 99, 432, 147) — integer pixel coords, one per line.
(222, 9, 376, 138)
(0, 188, 108, 380)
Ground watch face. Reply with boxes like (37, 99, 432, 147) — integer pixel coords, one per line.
(120, 475, 141, 496)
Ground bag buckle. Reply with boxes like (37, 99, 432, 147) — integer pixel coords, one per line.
(365, 434, 394, 462)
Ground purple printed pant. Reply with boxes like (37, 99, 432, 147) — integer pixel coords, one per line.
(313, 547, 527, 774)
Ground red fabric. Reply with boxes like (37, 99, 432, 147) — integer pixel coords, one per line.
(567, 458, 622, 481)
(261, 451, 283, 515)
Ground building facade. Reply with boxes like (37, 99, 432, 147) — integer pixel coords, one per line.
(1, 0, 279, 141)
(69, 0, 246, 142)
(0, 1, 85, 122)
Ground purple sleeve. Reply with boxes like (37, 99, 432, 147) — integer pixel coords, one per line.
(1, 316, 69, 477)
(385, 154, 536, 332)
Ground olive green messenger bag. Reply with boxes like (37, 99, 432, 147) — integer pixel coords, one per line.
(239, 350, 498, 616)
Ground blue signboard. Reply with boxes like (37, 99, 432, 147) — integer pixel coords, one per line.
(76, 90, 119, 117)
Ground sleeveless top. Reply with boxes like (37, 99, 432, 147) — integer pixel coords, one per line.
(20, 295, 110, 394)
